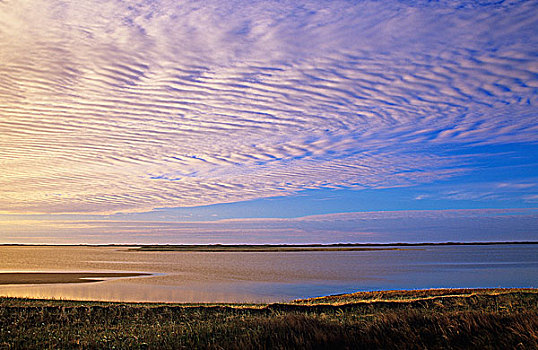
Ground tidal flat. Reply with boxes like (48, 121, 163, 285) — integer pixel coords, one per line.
(0, 288, 536, 349)
(0, 272, 150, 285)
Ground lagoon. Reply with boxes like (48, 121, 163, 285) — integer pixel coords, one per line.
(0, 244, 536, 303)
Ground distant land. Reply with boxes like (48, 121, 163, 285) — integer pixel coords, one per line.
(128, 241, 538, 252)
(130, 246, 406, 252)
(0, 241, 536, 252)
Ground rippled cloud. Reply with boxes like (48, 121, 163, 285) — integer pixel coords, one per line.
(0, 0, 537, 214)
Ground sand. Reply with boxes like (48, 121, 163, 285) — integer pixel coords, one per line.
(0, 272, 149, 285)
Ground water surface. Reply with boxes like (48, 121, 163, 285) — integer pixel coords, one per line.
(0, 244, 535, 303)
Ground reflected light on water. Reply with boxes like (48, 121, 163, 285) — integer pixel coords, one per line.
(0, 281, 275, 303)
(0, 245, 536, 303)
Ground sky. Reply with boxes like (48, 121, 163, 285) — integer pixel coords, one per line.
(0, 0, 537, 244)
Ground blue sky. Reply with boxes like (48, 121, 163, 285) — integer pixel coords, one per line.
(0, 0, 537, 243)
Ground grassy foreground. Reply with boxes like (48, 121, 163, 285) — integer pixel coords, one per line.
(0, 288, 536, 349)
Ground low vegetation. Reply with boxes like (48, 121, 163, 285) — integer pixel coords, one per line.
(0, 288, 536, 349)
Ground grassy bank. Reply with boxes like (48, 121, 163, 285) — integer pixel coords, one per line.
(0, 288, 536, 349)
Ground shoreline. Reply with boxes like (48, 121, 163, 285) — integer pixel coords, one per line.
(0, 287, 535, 305)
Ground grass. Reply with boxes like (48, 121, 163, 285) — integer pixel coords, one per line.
(0, 288, 536, 349)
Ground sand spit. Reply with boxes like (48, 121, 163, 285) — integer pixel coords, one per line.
(0, 272, 149, 285)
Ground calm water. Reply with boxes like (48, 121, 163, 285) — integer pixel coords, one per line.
(0, 245, 536, 303)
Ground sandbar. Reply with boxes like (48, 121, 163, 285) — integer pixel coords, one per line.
(130, 245, 408, 252)
(0, 272, 149, 285)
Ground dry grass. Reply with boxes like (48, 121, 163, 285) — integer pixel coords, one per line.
(292, 287, 538, 304)
(0, 288, 536, 349)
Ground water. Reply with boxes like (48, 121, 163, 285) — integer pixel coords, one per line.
(0, 244, 536, 303)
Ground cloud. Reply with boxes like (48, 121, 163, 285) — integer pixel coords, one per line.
(523, 194, 538, 202)
(414, 194, 430, 200)
(0, 0, 537, 214)
(1, 208, 537, 244)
